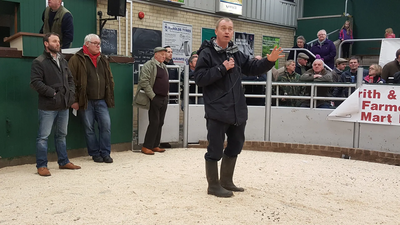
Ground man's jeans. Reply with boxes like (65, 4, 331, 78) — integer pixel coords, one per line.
(79, 100, 111, 157)
(36, 109, 70, 168)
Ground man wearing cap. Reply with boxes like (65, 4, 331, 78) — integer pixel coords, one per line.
(381, 48, 400, 81)
(295, 53, 311, 75)
(136, 47, 169, 155)
(332, 58, 348, 82)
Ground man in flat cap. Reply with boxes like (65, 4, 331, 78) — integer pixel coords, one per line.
(295, 53, 311, 75)
(135, 47, 169, 155)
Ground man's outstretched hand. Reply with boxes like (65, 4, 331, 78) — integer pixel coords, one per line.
(266, 46, 285, 62)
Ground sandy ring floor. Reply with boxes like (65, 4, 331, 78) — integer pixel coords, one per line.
(0, 148, 399, 224)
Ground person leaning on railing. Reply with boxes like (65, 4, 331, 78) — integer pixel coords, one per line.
(299, 59, 333, 108)
(276, 60, 304, 107)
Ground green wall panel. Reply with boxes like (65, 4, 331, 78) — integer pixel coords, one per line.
(297, 17, 347, 46)
(0, 57, 134, 159)
(3, 0, 96, 48)
(301, 0, 400, 56)
(0, 57, 38, 158)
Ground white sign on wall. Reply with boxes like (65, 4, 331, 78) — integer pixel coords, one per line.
(216, 0, 243, 15)
(162, 21, 193, 68)
(45, 1, 63, 7)
(328, 85, 400, 125)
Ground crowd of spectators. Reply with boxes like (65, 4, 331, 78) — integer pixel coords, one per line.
(181, 23, 400, 109)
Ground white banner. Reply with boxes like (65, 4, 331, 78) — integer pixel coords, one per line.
(328, 85, 400, 125)
(217, 0, 243, 15)
(162, 21, 192, 68)
(379, 38, 400, 67)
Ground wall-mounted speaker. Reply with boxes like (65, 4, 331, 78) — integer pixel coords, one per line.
(107, 0, 126, 17)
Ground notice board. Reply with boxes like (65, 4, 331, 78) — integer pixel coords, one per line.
(100, 29, 117, 55)
(132, 27, 162, 83)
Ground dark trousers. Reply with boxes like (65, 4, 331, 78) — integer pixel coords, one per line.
(342, 43, 351, 58)
(143, 95, 168, 149)
(205, 118, 246, 161)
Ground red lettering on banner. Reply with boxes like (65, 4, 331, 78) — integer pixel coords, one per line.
(361, 112, 393, 123)
(361, 101, 400, 111)
(361, 111, 371, 121)
(359, 89, 381, 99)
(362, 101, 370, 110)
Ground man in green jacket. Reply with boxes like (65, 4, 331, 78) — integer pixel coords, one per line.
(68, 34, 115, 163)
(40, 0, 73, 49)
(135, 47, 169, 155)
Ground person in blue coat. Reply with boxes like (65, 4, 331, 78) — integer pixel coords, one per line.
(310, 29, 336, 70)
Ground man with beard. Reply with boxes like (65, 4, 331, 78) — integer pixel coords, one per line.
(194, 17, 284, 197)
(30, 32, 81, 176)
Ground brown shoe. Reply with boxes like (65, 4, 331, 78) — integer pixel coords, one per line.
(37, 167, 51, 176)
(153, 147, 165, 153)
(141, 147, 154, 155)
(59, 162, 81, 170)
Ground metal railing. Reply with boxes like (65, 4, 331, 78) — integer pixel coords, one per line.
(338, 38, 400, 58)
(180, 68, 385, 147)
(281, 47, 333, 71)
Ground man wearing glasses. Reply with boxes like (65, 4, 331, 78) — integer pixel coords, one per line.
(68, 34, 115, 163)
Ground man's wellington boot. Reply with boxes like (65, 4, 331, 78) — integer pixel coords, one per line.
(205, 160, 233, 197)
(220, 154, 244, 192)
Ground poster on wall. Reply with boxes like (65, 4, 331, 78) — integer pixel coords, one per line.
(162, 21, 193, 68)
(216, 0, 242, 15)
(201, 28, 215, 43)
(234, 32, 254, 58)
(262, 36, 280, 68)
(164, 0, 185, 4)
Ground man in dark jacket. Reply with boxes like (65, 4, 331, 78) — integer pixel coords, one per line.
(39, 0, 73, 49)
(341, 56, 368, 96)
(194, 17, 284, 198)
(30, 32, 81, 176)
(381, 48, 400, 81)
(68, 34, 115, 163)
(295, 53, 311, 75)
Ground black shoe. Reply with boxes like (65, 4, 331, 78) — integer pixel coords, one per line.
(160, 143, 172, 148)
(92, 155, 104, 163)
(103, 156, 113, 163)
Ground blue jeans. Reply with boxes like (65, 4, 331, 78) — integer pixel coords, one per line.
(79, 100, 111, 157)
(36, 109, 70, 168)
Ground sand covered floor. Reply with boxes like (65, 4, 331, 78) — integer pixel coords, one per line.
(0, 148, 399, 224)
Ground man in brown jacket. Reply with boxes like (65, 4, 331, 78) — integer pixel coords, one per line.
(68, 34, 115, 163)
